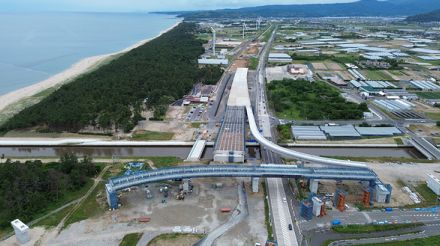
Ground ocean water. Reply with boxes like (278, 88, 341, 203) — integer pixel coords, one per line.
(0, 12, 181, 95)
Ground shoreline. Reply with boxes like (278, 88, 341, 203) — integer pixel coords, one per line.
(0, 20, 182, 113)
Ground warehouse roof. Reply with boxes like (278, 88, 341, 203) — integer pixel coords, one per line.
(320, 125, 361, 138)
(291, 126, 327, 140)
(355, 127, 402, 136)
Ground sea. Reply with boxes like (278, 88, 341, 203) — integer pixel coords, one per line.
(0, 12, 181, 95)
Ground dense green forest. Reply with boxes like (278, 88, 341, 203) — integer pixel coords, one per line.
(0, 155, 100, 228)
(406, 9, 440, 22)
(267, 79, 368, 120)
(0, 23, 222, 133)
(164, 0, 440, 19)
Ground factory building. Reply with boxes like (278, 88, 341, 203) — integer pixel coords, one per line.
(355, 127, 402, 136)
(320, 125, 361, 139)
(427, 174, 440, 196)
(291, 126, 327, 140)
(268, 53, 293, 63)
(198, 58, 229, 66)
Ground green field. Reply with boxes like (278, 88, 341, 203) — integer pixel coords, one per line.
(262, 182, 274, 241)
(249, 57, 259, 70)
(416, 92, 440, 99)
(426, 112, 440, 121)
(362, 70, 394, 81)
(332, 223, 421, 234)
(148, 233, 203, 246)
(120, 233, 143, 246)
(34, 204, 74, 228)
(361, 235, 440, 246)
(147, 156, 182, 168)
(131, 130, 174, 141)
(277, 124, 293, 143)
(64, 182, 106, 226)
(267, 79, 368, 120)
(414, 183, 440, 207)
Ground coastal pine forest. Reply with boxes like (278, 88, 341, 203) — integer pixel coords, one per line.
(0, 23, 222, 133)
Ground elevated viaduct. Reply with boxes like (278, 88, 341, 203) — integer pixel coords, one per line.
(105, 164, 382, 209)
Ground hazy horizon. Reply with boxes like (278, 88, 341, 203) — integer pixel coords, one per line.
(0, 0, 358, 12)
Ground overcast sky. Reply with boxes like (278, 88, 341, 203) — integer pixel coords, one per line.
(0, 0, 358, 12)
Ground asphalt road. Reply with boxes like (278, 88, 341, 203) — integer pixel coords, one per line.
(256, 25, 300, 246)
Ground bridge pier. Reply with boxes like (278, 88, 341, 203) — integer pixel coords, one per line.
(309, 179, 319, 194)
(183, 179, 190, 192)
(252, 177, 260, 193)
(369, 180, 392, 204)
(105, 184, 119, 210)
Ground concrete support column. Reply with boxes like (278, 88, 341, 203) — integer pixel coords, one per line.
(106, 184, 119, 210)
(309, 179, 319, 194)
(252, 177, 260, 193)
(385, 184, 393, 204)
(183, 179, 190, 192)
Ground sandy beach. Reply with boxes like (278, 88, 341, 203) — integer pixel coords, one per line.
(0, 20, 182, 113)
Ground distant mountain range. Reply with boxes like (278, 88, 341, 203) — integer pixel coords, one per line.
(163, 0, 440, 19)
(406, 9, 440, 22)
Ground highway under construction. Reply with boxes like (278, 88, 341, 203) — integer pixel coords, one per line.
(106, 67, 393, 246)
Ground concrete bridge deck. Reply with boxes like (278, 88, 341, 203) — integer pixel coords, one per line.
(105, 164, 379, 209)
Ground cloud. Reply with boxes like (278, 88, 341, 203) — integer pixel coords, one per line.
(0, 0, 358, 12)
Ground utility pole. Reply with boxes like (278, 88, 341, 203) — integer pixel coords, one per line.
(210, 27, 216, 56)
(242, 22, 247, 39)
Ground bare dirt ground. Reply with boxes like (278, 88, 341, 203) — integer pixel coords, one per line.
(413, 101, 440, 114)
(22, 178, 265, 246)
(325, 62, 343, 71)
(230, 59, 249, 71)
(213, 180, 268, 246)
(370, 163, 440, 206)
(430, 70, 440, 80)
(244, 45, 259, 55)
(136, 106, 196, 141)
(337, 70, 355, 80)
(312, 62, 327, 70)
(318, 180, 364, 204)
(409, 124, 440, 138)
(3, 227, 46, 246)
(317, 162, 440, 207)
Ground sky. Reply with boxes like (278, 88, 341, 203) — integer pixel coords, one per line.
(0, 0, 359, 12)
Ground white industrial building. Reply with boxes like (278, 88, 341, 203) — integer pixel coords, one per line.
(198, 58, 229, 66)
(409, 80, 440, 91)
(355, 127, 401, 136)
(268, 53, 293, 63)
(291, 126, 327, 140)
(427, 174, 440, 196)
(320, 125, 361, 139)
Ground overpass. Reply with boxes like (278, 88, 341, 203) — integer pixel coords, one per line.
(105, 164, 380, 209)
(225, 67, 369, 168)
(409, 136, 440, 160)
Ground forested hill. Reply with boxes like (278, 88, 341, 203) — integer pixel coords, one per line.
(406, 9, 440, 22)
(0, 23, 218, 133)
(166, 0, 440, 19)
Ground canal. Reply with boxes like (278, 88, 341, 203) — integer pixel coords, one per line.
(0, 146, 425, 160)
